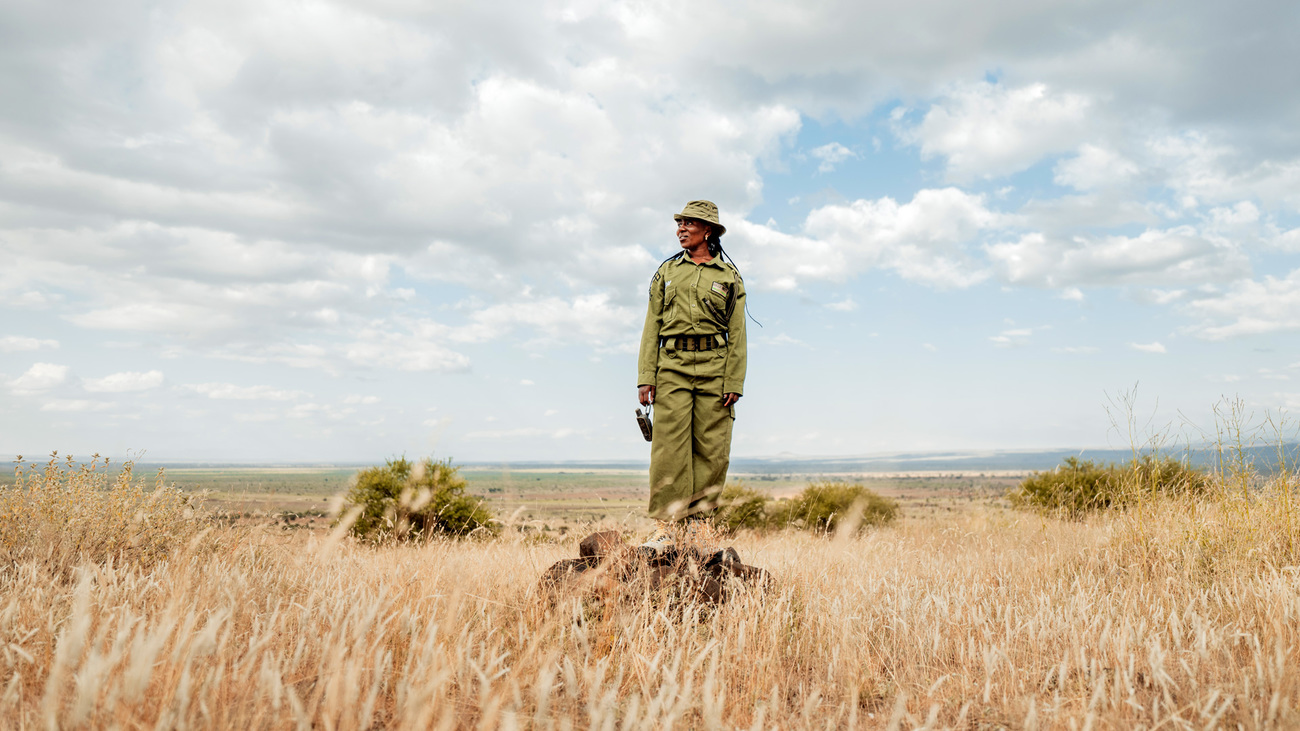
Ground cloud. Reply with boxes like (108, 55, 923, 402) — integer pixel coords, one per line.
(986, 226, 1249, 288)
(455, 293, 640, 349)
(9, 362, 69, 394)
(988, 328, 1041, 348)
(465, 427, 580, 440)
(897, 82, 1092, 181)
(1149, 132, 1300, 209)
(1180, 269, 1300, 340)
(1130, 341, 1167, 354)
(286, 403, 352, 420)
(344, 321, 472, 372)
(1053, 145, 1141, 191)
(83, 370, 165, 393)
(0, 336, 58, 352)
(184, 383, 310, 401)
(0, 3, 803, 357)
(41, 399, 111, 412)
(343, 394, 380, 405)
(825, 298, 857, 311)
(809, 142, 857, 173)
(756, 333, 803, 347)
(737, 187, 1002, 290)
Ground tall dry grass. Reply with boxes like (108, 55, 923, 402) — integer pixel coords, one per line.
(0, 453, 205, 575)
(4, 459, 1300, 728)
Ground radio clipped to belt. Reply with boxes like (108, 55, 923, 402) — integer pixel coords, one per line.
(635, 403, 653, 442)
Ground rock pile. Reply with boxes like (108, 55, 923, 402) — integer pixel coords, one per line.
(538, 529, 772, 606)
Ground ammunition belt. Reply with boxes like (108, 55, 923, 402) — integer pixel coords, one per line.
(663, 335, 723, 351)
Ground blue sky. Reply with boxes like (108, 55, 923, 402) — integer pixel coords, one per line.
(2, 0, 1298, 462)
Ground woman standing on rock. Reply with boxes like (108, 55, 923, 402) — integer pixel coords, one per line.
(636, 200, 747, 551)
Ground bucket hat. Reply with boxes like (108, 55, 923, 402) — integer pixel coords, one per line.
(673, 200, 725, 236)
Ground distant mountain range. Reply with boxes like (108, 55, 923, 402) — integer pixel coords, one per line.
(15, 443, 1298, 475)
(463, 443, 1300, 475)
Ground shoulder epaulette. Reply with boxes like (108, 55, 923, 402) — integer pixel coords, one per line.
(651, 252, 684, 281)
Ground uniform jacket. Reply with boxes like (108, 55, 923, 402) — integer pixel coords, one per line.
(637, 252, 747, 395)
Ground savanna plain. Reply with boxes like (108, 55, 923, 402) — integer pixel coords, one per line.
(3, 437, 1300, 730)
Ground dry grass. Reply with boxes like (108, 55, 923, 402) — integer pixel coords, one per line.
(4, 461, 1300, 728)
(0, 454, 205, 575)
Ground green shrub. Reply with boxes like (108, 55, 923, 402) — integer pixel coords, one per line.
(714, 482, 772, 531)
(1009, 455, 1211, 517)
(772, 482, 900, 534)
(344, 456, 497, 541)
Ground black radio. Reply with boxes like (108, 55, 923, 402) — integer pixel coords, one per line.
(636, 404, 653, 442)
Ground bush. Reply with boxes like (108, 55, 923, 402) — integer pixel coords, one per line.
(771, 482, 900, 534)
(714, 482, 772, 532)
(1009, 455, 1211, 517)
(0, 452, 204, 572)
(344, 456, 496, 541)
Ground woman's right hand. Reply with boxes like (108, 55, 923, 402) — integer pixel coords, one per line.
(638, 385, 655, 406)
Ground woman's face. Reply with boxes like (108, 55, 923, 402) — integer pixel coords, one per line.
(677, 218, 711, 250)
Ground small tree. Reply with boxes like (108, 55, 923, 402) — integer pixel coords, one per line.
(773, 482, 900, 534)
(714, 482, 772, 532)
(344, 456, 496, 541)
(1009, 455, 1211, 518)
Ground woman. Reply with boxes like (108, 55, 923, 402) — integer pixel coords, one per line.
(636, 200, 747, 551)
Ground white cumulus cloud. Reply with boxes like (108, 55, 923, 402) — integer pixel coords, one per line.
(42, 399, 111, 412)
(1181, 269, 1300, 340)
(898, 82, 1092, 181)
(737, 187, 1002, 291)
(1053, 145, 1141, 191)
(9, 363, 69, 394)
(1130, 342, 1167, 354)
(986, 226, 1249, 288)
(0, 336, 59, 352)
(185, 383, 310, 401)
(345, 321, 472, 372)
(83, 370, 165, 393)
(809, 142, 857, 173)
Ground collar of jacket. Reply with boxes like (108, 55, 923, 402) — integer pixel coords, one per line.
(673, 253, 725, 269)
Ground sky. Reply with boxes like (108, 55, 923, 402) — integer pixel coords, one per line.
(2, 0, 1299, 463)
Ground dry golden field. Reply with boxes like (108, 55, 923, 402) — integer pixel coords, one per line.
(3, 456, 1300, 729)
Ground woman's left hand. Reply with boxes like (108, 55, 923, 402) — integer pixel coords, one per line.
(721, 393, 741, 407)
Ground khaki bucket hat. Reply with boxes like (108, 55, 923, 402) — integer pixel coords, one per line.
(673, 200, 725, 236)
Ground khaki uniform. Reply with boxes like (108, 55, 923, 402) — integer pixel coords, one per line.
(638, 253, 747, 520)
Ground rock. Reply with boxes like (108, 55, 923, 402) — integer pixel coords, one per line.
(538, 531, 772, 607)
(578, 530, 626, 565)
(538, 557, 590, 586)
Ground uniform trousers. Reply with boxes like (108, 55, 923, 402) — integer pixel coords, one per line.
(648, 343, 734, 520)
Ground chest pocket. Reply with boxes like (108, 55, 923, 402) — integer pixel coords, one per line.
(702, 278, 733, 326)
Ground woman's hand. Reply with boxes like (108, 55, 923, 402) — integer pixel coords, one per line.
(638, 385, 655, 406)
(721, 392, 741, 407)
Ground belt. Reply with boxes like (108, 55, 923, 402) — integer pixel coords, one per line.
(662, 335, 723, 351)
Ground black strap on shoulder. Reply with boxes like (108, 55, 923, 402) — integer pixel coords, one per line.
(714, 244, 762, 328)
